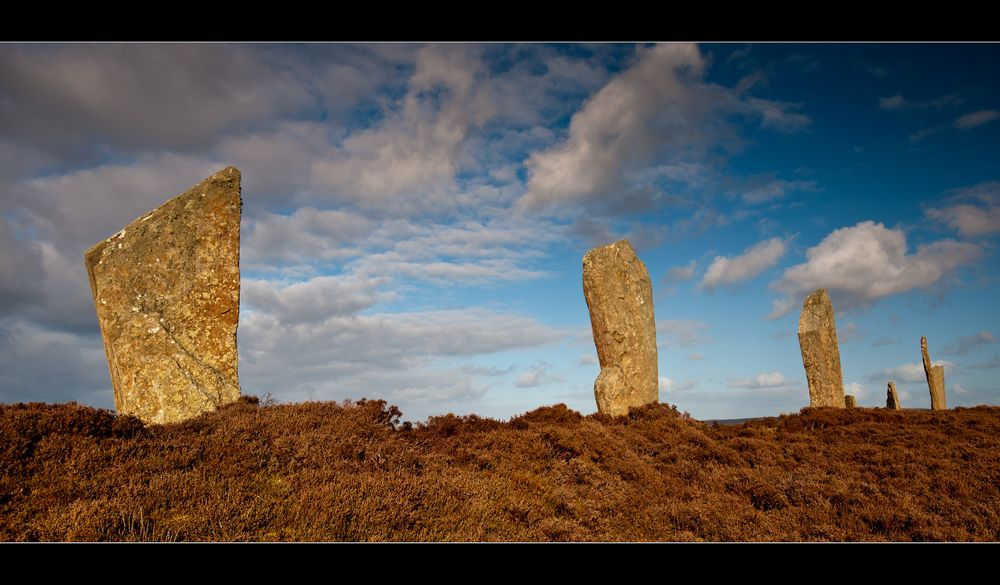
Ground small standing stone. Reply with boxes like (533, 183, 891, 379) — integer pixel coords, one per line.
(582, 240, 659, 416)
(844, 394, 857, 408)
(798, 289, 845, 408)
(85, 167, 242, 425)
(921, 336, 947, 410)
(886, 381, 901, 410)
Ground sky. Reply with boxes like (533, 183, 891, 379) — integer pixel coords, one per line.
(1, 42, 999, 422)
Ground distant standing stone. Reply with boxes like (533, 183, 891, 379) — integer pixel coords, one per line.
(921, 336, 947, 410)
(582, 240, 659, 416)
(845, 394, 857, 408)
(886, 381, 901, 410)
(798, 289, 845, 408)
(85, 167, 242, 425)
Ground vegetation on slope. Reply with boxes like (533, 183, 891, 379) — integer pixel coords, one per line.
(2, 397, 999, 541)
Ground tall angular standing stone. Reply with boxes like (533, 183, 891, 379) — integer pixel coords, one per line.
(85, 167, 242, 425)
(582, 240, 659, 416)
(921, 336, 947, 410)
(886, 381, 901, 410)
(798, 289, 845, 408)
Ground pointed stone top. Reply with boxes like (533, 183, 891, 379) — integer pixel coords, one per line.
(798, 288, 834, 333)
(583, 239, 636, 265)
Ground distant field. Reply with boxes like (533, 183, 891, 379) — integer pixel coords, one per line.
(2, 397, 999, 541)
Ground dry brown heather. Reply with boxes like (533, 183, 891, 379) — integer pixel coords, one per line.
(2, 397, 1000, 542)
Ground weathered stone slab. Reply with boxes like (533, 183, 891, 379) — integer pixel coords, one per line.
(85, 167, 242, 424)
(798, 289, 845, 408)
(844, 394, 857, 408)
(582, 239, 658, 416)
(886, 381, 901, 410)
(921, 336, 947, 410)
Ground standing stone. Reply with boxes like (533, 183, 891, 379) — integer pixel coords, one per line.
(582, 240, 658, 416)
(921, 336, 947, 410)
(85, 167, 242, 425)
(844, 394, 857, 408)
(886, 381, 901, 410)
(798, 289, 845, 408)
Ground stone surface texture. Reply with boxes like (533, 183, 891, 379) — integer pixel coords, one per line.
(582, 240, 659, 416)
(921, 336, 947, 410)
(845, 395, 857, 408)
(85, 167, 242, 424)
(797, 288, 845, 408)
(886, 381, 901, 410)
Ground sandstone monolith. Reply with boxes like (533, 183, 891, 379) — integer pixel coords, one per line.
(798, 289, 845, 408)
(582, 239, 658, 416)
(886, 381, 901, 410)
(85, 167, 242, 425)
(921, 336, 947, 410)
(845, 394, 857, 408)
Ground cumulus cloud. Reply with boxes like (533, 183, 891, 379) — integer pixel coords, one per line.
(926, 182, 1000, 237)
(514, 361, 565, 388)
(867, 360, 954, 383)
(843, 382, 866, 400)
(577, 353, 599, 366)
(241, 275, 393, 325)
(954, 109, 1000, 129)
(941, 331, 996, 356)
(518, 43, 807, 214)
(664, 260, 697, 283)
(242, 208, 374, 267)
(769, 221, 981, 318)
(727, 372, 794, 389)
(871, 336, 901, 347)
(840, 322, 866, 344)
(700, 237, 786, 291)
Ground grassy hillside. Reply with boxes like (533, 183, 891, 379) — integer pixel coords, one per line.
(2, 397, 999, 541)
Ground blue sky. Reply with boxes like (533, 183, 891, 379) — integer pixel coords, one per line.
(1, 43, 999, 421)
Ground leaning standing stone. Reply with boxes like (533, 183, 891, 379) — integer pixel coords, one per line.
(921, 336, 947, 410)
(886, 381, 901, 410)
(85, 167, 242, 425)
(798, 289, 845, 408)
(582, 240, 659, 416)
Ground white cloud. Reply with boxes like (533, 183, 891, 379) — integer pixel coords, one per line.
(687, 353, 705, 361)
(519, 43, 716, 211)
(311, 45, 495, 210)
(867, 360, 955, 384)
(700, 237, 786, 291)
(577, 353, 599, 366)
(844, 382, 866, 400)
(242, 275, 393, 325)
(243, 207, 373, 267)
(514, 361, 565, 388)
(954, 109, 1000, 129)
(879, 94, 907, 110)
(659, 377, 697, 393)
(926, 182, 1000, 237)
(871, 336, 901, 347)
(769, 221, 981, 317)
(942, 331, 996, 356)
(727, 372, 794, 389)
